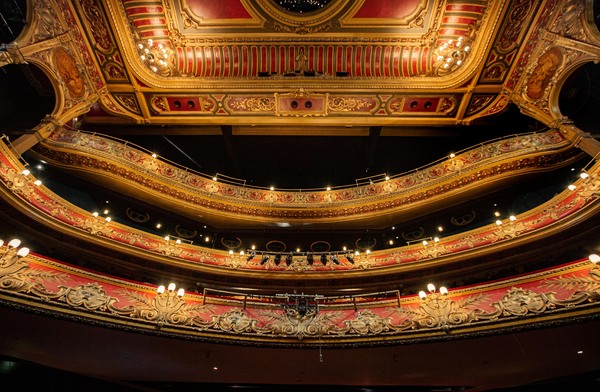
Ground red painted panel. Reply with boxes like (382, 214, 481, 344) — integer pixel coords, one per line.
(439, 28, 470, 37)
(354, 0, 421, 18)
(346, 47, 352, 74)
(125, 6, 164, 16)
(336, 46, 343, 72)
(374, 46, 382, 77)
(446, 4, 485, 13)
(393, 47, 401, 77)
(186, 47, 194, 75)
(278, 46, 287, 73)
(185, 0, 252, 19)
(422, 46, 430, 74)
(241, 46, 248, 76)
(132, 18, 166, 27)
(214, 47, 222, 77)
(308, 46, 315, 71)
(411, 48, 418, 75)
(270, 47, 276, 73)
(355, 46, 362, 76)
(167, 97, 200, 111)
(258, 46, 265, 72)
(402, 48, 409, 77)
(383, 46, 391, 77)
(223, 47, 231, 76)
(442, 16, 478, 25)
(232, 46, 239, 76)
(403, 98, 441, 112)
(204, 47, 212, 77)
(364, 46, 372, 77)
(317, 46, 325, 73)
(326, 46, 333, 74)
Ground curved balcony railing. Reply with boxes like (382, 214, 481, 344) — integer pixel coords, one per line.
(1, 133, 598, 275)
(0, 238, 598, 345)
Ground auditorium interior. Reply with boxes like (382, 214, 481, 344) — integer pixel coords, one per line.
(0, 0, 600, 391)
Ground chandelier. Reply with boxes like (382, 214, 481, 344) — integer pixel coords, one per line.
(433, 36, 472, 75)
(136, 38, 173, 76)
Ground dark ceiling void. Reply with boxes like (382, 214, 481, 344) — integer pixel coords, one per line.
(100, 105, 536, 191)
(0, 64, 55, 132)
(0, 0, 26, 44)
(558, 62, 600, 138)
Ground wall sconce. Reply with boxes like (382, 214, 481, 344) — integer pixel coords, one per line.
(418, 283, 448, 300)
(157, 282, 185, 298)
(1, 238, 30, 268)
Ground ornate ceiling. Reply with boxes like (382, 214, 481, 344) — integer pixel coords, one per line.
(1, 0, 600, 390)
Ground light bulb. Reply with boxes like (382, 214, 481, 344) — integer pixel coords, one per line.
(17, 247, 30, 257)
(419, 291, 427, 299)
(177, 288, 185, 297)
(157, 285, 165, 294)
(8, 239, 21, 248)
(168, 283, 176, 292)
(427, 283, 436, 292)
(440, 286, 448, 295)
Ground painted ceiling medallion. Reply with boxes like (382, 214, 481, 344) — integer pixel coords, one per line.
(274, 0, 333, 14)
(250, 0, 355, 33)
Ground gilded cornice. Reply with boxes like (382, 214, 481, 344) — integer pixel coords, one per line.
(1, 136, 599, 279)
(1, 246, 599, 345)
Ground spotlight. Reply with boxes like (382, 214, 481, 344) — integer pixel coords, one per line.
(285, 252, 293, 266)
(346, 254, 354, 264)
(260, 254, 270, 265)
(247, 250, 256, 261)
(330, 254, 340, 265)
(320, 254, 327, 264)
(274, 254, 282, 266)
(306, 254, 314, 265)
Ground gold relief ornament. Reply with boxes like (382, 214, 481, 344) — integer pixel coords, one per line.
(2, 167, 39, 196)
(83, 212, 113, 236)
(412, 285, 488, 331)
(255, 297, 345, 340)
(494, 216, 526, 239)
(228, 250, 251, 269)
(0, 239, 67, 296)
(497, 288, 551, 316)
(124, 284, 208, 328)
(157, 237, 183, 257)
(60, 283, 127, 312)
(576, 171, 600, 200)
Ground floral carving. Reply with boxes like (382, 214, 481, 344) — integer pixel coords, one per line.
(228, 97, 275, 112)
(328, 97, 375, 112)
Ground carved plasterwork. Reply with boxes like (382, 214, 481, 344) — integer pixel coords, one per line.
(31, 0, 65, 43)
(113, 93, 140, 114)
(1, 249, 599, 344)
(227, 96, 276, 113)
